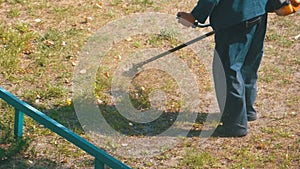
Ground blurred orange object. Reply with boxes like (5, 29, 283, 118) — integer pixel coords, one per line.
(275, 0, 300, 16)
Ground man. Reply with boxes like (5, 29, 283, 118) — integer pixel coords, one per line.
(177, 0, 269, 137)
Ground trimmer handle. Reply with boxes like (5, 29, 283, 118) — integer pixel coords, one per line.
(176, 13, 211, 28)
(193, 22, 211, 28)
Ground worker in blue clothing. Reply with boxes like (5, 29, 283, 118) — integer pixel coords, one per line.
(177, 0, 270, 137)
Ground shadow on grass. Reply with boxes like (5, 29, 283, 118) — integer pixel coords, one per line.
(0, 101, 86, 169)
(0, 96, 221, 168)
(1, 158, 61, 169)
(0, 157, 95, 169)
(0, 121, 29, 164)
(20, 97, 221, 138)
(79, 103, 221, 138)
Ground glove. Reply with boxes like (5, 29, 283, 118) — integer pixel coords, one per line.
(275, 0, 300, 16)
(266, 0, 290, 12)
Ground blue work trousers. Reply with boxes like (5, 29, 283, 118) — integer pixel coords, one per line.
(213, 14, 268, 133)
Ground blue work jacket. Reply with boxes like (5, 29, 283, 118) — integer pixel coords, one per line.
(191, 0, 269, 30)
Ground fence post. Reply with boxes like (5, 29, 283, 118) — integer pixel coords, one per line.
(95, 159, 105, 169)
(14, 108, 24, 139)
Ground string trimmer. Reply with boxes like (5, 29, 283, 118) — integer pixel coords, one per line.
(124, 17, 215, 74)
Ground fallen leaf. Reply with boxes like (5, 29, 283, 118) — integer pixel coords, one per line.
(80, 69, 87, 74)
(35, 18, 42, 23)
(60, 159, 68, 163)
(96, 2, 103, 9)
(66, 98, 72, 106)
(114, 55, 122, 60)
(104, 72, 110, 78)
(23, 49, 34, 55)
(126, 37, 132, 42)
(61, 41, 67, 46)
(256, 140, 266, 150)
(87, 17, 93, 21)
(44, 40, 55, 46)
(64, 78, 70, 84)
(121, 143, 128, 147)
(290, 111, 296, 116)
(71, 61, 77, 66)
(97, 99, 103, 104)
(289, 134, 295, 138)
(257, 143, 265, 149)
(80, 19, 88, 24)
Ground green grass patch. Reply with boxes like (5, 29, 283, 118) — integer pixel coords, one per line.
(0, 23, 35, 77)
(7, 8, 20, 18)
(180, 149, 218, 168)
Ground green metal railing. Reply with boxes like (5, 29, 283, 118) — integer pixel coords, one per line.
(0, 87, 131, 169)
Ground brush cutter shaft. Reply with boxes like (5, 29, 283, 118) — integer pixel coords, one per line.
(129, 16, 215, 71)
(135, 30, 215, 68)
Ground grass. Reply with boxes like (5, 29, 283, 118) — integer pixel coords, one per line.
(7, 8, 21, 18)
(180, 149, 218, 168)
(0, 102, 30, 161)
(0, 23, 33, 76)
(0, 0, 299, 168)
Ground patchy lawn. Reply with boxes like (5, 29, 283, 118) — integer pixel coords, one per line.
(0, 0, 299, 168)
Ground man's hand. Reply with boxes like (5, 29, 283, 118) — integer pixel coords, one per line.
(177, 12, 196, 27)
